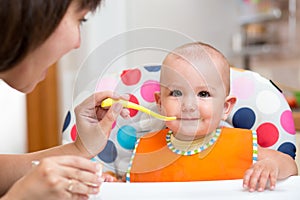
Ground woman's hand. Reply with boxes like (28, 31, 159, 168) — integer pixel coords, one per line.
(3, 156, 102, 200)
(74, 91, 129, 157)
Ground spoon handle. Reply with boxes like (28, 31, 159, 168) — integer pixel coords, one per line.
(101, 98, 176, 121)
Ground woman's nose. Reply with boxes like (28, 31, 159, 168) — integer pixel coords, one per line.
(74, 34, 81, 49)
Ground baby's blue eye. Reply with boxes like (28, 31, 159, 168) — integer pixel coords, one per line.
(198, 91, 210, 98)
(170, 90, 182, 97)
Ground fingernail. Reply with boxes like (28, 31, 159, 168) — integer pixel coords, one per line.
(113, 102, 122, 112)
(92, 187, 99, 194)
(96, 164, 103, 177)
(31, 160, 40, 167)
(112, 93, 121, 99)
(96, 163, 102, 172)
(98, 177, 105, 182)
(121, 94, 130, 100)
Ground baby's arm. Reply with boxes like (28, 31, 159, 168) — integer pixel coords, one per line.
(243, 146, 298, 192)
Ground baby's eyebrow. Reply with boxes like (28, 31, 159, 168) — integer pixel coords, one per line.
(162, 83, 181, 89)
(196, 85, 217, 93)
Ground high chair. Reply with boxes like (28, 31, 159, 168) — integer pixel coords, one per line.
(62, 66, 297, 176)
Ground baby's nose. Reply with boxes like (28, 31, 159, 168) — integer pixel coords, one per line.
(181, 99, 197, 112)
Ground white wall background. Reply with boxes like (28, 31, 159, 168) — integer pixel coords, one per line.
(58, 0, 128, 123)
(0, 80, 27, 153)
(125, 0, 238, 55)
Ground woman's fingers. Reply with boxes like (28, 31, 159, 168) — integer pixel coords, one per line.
(40, 156, 102, 195)
(5, 156, 103, 199)
(55, 155, 101, 172)
(65, 178, 99, 195)
(57, 165, 102, 190)
(74, 91, 130, 156)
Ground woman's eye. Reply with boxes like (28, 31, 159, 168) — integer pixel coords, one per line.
(198, 91, 210, 98)
(170, 90, 182, 97)
(79, 17, 88, 25)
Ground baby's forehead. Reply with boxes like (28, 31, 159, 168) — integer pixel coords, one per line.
(162, 55, 223, 77)
(161, 54, 229, 93)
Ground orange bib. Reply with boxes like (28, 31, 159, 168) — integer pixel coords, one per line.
(127, 127, 256, 182)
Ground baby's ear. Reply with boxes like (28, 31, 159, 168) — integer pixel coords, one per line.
(222, 95, 237, 120)
(154, 92, 161, 107)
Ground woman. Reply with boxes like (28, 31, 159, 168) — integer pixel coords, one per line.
(0, 0, 128, 199)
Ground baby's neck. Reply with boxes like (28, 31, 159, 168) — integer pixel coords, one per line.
(171, 131, 216, 152)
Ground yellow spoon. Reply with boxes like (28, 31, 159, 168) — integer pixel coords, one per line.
(101, 98, 176, 121)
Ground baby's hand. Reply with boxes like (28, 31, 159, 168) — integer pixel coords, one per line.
(101, 171, 122, 182)
(101, 172, 118, 182)
(243, 158, 279, 192)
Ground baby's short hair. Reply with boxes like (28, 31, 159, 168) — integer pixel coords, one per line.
(164, 42, 231, 95)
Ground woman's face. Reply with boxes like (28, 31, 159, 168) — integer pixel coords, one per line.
(1, 2, 89, 93)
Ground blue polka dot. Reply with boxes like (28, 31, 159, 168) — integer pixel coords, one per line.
(62, 111, 71, 132)
(144, 65, 161, 72)
(232, 107, 256, 129)
(97, 140, 118, 163)
(117, 125, 137, 150)
(277, 142, 296, 159)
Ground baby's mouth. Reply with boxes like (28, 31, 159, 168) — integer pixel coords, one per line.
(177, 117, 201, 121)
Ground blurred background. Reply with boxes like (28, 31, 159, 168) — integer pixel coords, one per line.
(0, 0, 299, 164)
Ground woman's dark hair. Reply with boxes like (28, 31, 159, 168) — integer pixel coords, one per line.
(0, 0, 102, 72)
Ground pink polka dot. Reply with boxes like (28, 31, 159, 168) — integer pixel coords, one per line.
(120, 69, 141, 86)
(280, 110, 296, 134)
(256, 123, 279, 147)
(231, 76, 255, 99)
(71, 125, 77, 141)
(128, 94, 139, 117)
(95, 77, 117, 92)
(140, 80, 160, 102)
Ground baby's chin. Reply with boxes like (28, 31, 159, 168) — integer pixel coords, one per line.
(172, 128, 208, 141)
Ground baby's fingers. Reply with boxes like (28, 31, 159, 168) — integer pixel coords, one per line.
(243, 168, 253, 189)
(268, 170, 277, 190)
(244, 167, 263, 192)
(256, 170, 270, 192)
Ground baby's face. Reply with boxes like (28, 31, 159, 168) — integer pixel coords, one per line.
(157, 55, 228, 140)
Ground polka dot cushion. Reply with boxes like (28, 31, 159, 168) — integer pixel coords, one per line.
(226, 68, 296, 159)
(62, 66, 297, 176)
(62, 66, 165, 175)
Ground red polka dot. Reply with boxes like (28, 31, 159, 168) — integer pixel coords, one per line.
(128, 94, 139, 117)
(120, 69, 141, 86)
(256, 123, 279, 147)
(70, 125, 77, 141)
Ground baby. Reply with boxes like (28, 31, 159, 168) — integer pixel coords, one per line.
(125, 42, 298, 192)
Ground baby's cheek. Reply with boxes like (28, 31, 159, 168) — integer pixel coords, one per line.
(167, 104, 181, 115)
(165, 121, 180, 131)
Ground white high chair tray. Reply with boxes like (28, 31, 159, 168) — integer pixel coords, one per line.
(91, 176, 300, 200)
